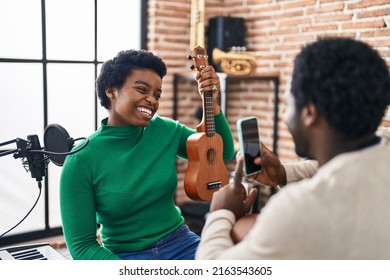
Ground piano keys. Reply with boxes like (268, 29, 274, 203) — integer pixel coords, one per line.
(0, 243, 66, 260)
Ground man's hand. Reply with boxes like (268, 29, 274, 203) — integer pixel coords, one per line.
(246, 142, 287, 187)
(210, 158, 258, 220)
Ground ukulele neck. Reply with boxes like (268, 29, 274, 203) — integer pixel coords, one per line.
(203, 91, 215, 137)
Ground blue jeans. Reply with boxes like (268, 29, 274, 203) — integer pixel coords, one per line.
(116, 224, 200, 260)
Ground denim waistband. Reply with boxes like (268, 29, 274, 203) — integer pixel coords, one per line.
(154, 224, 189, 247)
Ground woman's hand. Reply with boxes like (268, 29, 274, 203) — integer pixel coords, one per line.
(194, 65, 221, 115)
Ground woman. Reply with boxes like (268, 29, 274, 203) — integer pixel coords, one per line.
(60, 49, 235, 260)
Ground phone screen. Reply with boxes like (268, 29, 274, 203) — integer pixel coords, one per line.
(238, 117, 262, 176)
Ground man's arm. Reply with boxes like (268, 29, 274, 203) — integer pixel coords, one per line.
(284, 160, 318, 183)
(248, 142, 318, 186)
(195, 158, 258, 259)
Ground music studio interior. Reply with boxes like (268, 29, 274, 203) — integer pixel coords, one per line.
(1, 0, 390, 260)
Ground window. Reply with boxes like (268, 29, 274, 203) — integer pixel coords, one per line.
(0, 0, 147, 245)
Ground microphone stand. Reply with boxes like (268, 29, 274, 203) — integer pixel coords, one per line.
(0, 136, 47, 238)
(0, 127, 88, 240)
(0, 138, 21, 157)
(0, 135, 47, 183)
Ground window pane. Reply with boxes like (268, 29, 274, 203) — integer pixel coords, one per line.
(48, 164, 62, 228)
(0, 70, 46, 233)
(47, 63, 96, 136)
(0, 0, 42, 59)
(46, 63, 96, 228)
(46, 0, 95, 61)
(0, 156, 46, 235)
(0, 63, 44, 140)
(97, 0, 141, 61)
(97, 102, 109, 127)
(0, 62, 45, 235)
(96, 63, 108, 126)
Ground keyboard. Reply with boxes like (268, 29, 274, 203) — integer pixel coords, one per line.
(0, 243, 66, 260)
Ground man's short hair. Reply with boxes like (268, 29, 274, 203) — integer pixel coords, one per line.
(291, 37, 390, 139)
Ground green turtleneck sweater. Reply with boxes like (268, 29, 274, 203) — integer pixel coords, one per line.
(60, 113, 235, 260)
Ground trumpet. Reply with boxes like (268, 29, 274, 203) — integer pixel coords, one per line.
(212, 47, 257, 76)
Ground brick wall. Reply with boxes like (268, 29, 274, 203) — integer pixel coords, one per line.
(146, 0, 390, 204)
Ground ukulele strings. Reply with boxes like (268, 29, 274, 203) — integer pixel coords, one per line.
(205, 91, 218, 181)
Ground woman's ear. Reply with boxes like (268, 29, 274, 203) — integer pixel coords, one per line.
(106, 88, 115, 99)
(301, 103, 318, 127)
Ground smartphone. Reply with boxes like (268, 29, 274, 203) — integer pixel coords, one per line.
(237, 117, 262, 176)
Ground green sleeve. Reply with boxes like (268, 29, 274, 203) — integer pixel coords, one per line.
(60, 154, 120, 260)
(215, 111, 235, 162)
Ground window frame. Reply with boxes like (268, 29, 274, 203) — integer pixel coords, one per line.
(0, 0, 148, 246)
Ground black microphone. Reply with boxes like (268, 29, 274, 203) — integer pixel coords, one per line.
(11, 135, 47, 183)
(25, 135, 46, 182)
(1, 124, 88, 181)
(0, 125, 89, 238)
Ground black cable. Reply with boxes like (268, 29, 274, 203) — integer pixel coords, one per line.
(0, 137, 88, 239)
(30, 137, 89, 156)
(0, 181, 43, 239)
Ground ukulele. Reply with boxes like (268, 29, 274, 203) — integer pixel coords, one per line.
(184, 46, 230, 201)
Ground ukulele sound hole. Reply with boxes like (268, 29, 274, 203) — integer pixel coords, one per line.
(207, 181, 222, 190)
(207, 148, 216, 164)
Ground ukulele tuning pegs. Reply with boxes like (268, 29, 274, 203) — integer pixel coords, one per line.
(190, 65, 195, 70)
(187, 55, 193, 60)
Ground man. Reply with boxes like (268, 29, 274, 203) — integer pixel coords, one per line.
(195, 37, 390, 259)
